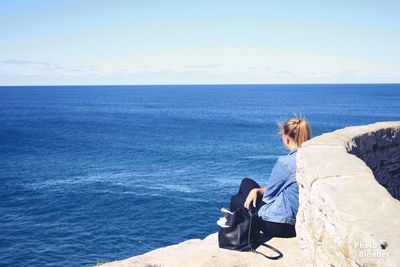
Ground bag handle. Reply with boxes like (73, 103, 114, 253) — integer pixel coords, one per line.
(251, 244, 283, 260)
(247, 208, 283, 260)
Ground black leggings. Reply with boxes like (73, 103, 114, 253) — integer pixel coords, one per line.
(230, 178, 296, 238)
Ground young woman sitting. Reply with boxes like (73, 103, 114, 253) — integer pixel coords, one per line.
(230, 118, 311, 238)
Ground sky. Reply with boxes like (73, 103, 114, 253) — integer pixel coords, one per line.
(0, 0, 399, 85)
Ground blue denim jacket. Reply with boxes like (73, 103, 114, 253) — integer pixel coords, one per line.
(258, 149, 298, 225)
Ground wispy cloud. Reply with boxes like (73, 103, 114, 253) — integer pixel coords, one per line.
(111, 63, 223, 76)
(0, 59, 64, 72)
(0, 59, 102, 76)
(246, 66, 296, 77)
(0, 59, 54, 66)
(183, 64, 222, 69)
(1, 58, 399, 85)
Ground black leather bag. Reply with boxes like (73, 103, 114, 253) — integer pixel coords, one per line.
(218, 207, 260, 251)
(218, 207, 283, 260)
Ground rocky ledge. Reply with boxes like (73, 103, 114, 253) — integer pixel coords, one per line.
(100, 233, 300, 267)
(102, 121, 400, 267)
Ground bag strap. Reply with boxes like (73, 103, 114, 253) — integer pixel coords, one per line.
(247, 209, 283, 260)
(251, 244, 283, 260)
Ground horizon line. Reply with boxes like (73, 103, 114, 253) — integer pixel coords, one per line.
(1, 82, 400, 87)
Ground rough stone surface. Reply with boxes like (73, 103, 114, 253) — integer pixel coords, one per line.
(100, 233, 301, 267)
(347, 127, 400, 200)
(297, 121, 400, 267)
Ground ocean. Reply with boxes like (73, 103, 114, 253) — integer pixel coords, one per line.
(1, 84, 399, 266)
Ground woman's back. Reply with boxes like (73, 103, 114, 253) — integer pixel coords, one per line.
(258, 149, 299, 225)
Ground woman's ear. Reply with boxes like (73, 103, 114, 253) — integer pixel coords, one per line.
(285, 135, 290, 146)
(281, 134, 286, 145)
(282, 134, 290, 148)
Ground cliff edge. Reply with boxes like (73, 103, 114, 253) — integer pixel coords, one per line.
(100, 233, 300, 267)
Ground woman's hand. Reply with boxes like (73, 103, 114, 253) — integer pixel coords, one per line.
(244, 188, 259, 210)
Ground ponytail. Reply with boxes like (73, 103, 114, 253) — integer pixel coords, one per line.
(280, 117, 311, 147)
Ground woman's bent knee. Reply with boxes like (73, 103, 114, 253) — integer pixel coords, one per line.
(230, 193, 244, 211)
(240, 177, 255, 186)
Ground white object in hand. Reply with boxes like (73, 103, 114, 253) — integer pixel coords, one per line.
(220, 207, 233, 214)
(217, 217, 229, 228)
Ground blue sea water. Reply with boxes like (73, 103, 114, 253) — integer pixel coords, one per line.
(0, 84, 400, 266)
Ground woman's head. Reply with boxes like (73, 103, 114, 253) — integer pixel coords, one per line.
(280, 118, 311, 149)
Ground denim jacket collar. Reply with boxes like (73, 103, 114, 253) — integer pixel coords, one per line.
(288, 148, 297, 155)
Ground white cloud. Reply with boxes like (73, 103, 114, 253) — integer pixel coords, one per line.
(0, 59, 102, 76)
(0, 58, 399, 85)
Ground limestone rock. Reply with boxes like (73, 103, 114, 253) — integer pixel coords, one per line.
(100, 233, 301, 267)
(297, 121, 400, 267)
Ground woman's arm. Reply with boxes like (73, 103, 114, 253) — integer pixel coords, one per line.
(244, 187, 267, 210)
(244, 159, 289, 209)
(244, 158, 290, 210)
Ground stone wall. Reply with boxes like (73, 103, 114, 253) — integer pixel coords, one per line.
(347, 127, 400, 200)
(296, 121, 400, 267)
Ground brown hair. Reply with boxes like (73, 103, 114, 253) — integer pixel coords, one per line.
(280, 118, 311, 147)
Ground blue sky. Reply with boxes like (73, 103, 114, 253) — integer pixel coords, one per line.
(0, 0, 399, 85)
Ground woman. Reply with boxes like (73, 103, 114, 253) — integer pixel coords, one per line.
(230, 118, 311, 238)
